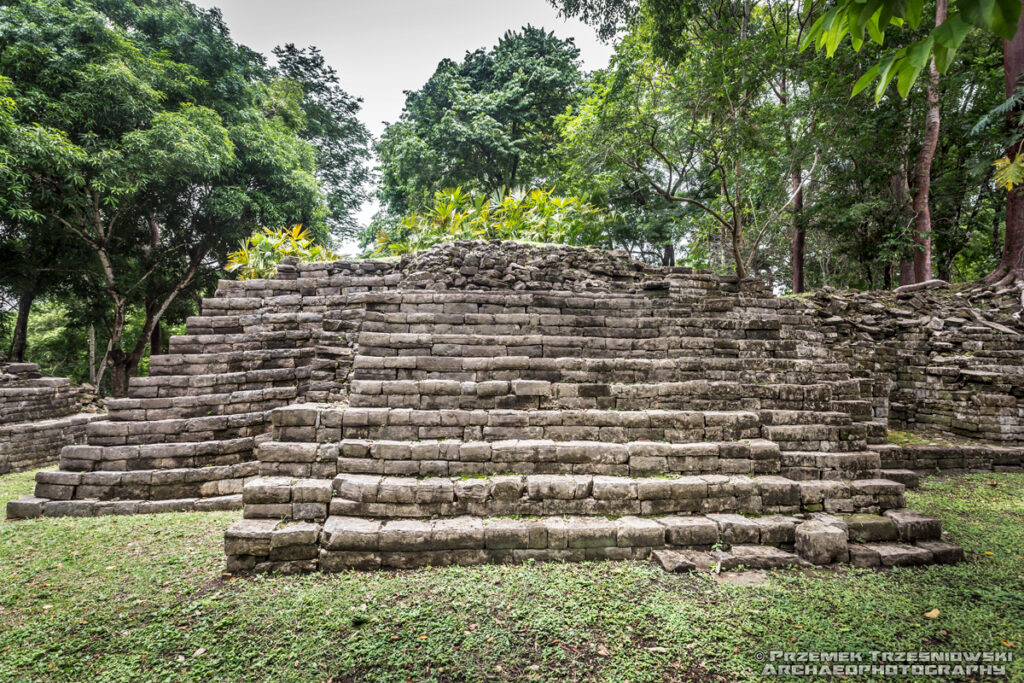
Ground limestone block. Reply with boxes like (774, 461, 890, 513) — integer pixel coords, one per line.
(615, 516, 665, 547)
(883, 509, 941, 541)
(661, 516, 719, 546)
(321, 516, 382, 551)
(795, 520, 848, 564)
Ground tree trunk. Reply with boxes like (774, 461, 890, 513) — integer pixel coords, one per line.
(899, 259, 916, 286)
(988, 21, 1024, 283)
(8, 288, 35, 362)
(790, 166, 805, 293)
(910, 0, 946, 283)
(662, 243, 675, 267)
(88, 324, 96, 384)
(108, 352, 132, 398)
(150, 322, 162, 357)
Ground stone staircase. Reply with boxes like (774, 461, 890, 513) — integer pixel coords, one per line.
(6, 260, 396, 518)
(225, 260, 962, 573)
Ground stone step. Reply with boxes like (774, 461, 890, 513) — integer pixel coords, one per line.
(348, 378, 865, 413)
(347, 288, 811, 314)
(778, 451, 881, 480)
(6, 493, 242, 520)
(362, 314, 805, 336)
(59, 435, 257, 471)
(84, 410, 267, 446)
(127, 368, 313, 398)
(168, 330, 322, 354)
(353, 354, 855, 384)
(270, 405, 763, 445)
(356, 331, 829, 360)
(223, 508, 952, 573)
(149, 349, 314, 376)
(240, 472, 906, 522)
(762, 422, 868, 452)
(32, 460, 258, 502)
(104, 387, 299, 421)
(256, 437, 781, 478)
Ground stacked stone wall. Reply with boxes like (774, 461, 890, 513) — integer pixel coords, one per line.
(809, 286, 1024, 445)
(0, 357, 98, 474)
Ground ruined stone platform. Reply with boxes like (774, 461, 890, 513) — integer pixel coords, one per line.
(10, 241, 1024, 573)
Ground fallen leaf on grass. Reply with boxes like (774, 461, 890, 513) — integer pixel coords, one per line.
(923, 609, 940, 619)
(1002, 641, 1016, 648)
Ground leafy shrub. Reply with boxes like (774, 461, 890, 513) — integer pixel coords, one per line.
(226, 225, 338, 280)
(369, 187, 608, 256)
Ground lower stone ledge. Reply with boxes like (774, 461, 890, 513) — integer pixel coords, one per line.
(873, 443, 1024, 474)
(5, 493, 242, 520)
(222, 509, 960, 575)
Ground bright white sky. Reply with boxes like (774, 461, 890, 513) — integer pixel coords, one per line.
(191, 0, 615, 246)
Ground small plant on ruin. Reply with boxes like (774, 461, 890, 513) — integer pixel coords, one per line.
(227, 225, 338, 280)
(368, 187, 608, 256)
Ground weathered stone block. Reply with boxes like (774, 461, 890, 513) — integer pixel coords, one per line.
(795, 520, 848, 564)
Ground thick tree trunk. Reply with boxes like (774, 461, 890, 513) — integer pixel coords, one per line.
(150, 322, 162, 357)
(662, 243, 675, 267)
(899, 259, 916, 286)
(108, 354, 132, 398)
(988, 22, 1024, 283)
(910, 0, 946, 283)
(790, 166, 805, 293)
(8, 288, 35, 362)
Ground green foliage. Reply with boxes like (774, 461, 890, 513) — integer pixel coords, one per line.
(226, 225, 338, 280)
(0, 0, 367, 390)
(802, 0, 1020, 100)
(373, 26, 584, 222)
(369, 187, 607, 256)
(273, 44, 372, 239)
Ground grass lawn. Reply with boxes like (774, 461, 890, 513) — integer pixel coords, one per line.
(1, 470, 1022, 682)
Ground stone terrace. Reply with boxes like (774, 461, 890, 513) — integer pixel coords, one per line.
(0, 355, 97, 475)
(223, 243, 965, 573)
(10, 241, 1013, 574)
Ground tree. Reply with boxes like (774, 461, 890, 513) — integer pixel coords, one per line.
(802, 0, 1023, 283)
(558, 8, 816, 280)
(372, 26, 584, 225)
(273, 44, 372, 240)
(553, 0, 1022, 285)
(0, 0, 325, 395)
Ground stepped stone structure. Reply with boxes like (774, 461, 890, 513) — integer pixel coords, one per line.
(0, 355, 98, 475)
(9, 241, 1024, 574)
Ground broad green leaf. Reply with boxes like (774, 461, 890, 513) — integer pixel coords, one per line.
(852, 64, 880, 96)
(906, 36, 934, 68)
(932, 42, 958, 72)
(934, 12, 973, 47)
(874, 51, 903, 101)
(961, 0, 1022, 39)
(867, 10, 887, 43)
(897, 60, 924, 97)
(906, 0, 925, 27)
(854, 0, 886, 44)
